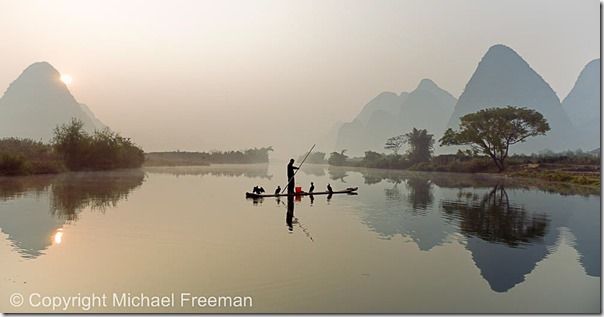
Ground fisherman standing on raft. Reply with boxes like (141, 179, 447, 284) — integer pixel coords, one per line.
(287, 159, 299, 194)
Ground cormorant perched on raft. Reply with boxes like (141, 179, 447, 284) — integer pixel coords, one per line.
(274, 186, 281, 195)
(252, 186, 265, 194)
(327, 183, 333, 194)
(309, 182, 315, 193)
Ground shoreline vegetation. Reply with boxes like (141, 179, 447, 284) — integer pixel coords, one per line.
(0, 119, 273, 176)
(320, 107, 600, 188)
(0, 114, 273, 176)
(0, 118, 144, 176)
(320, 151, 600, 188)
(143, 147, 273, 166)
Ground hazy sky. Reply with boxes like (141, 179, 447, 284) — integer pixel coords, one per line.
(0, 0, 599, 155)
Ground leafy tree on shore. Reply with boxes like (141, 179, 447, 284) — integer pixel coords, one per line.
(363, 151, 383, 162)
(53, 118, 144, 170)
(404, 128, 434, 164)
(385, 135, 405, 156)
(328, 150, 348, 166)
(440, 106, 550, 172)
(299, 152, 326, 164)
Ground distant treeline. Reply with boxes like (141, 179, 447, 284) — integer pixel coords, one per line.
(297, 152, 327, 164)
(144, 147, 273, 166)
(330, 149, 600, 187)
(0, 118, 145, 176)
(334, 149, 599, 171)
(328, 107, 600, 187)
(329, 128, 599, 187)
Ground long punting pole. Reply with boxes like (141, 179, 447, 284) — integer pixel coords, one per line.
(280, 144, 316, 194)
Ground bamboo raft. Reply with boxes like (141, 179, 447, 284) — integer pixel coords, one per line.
(245, 187, 358, 199)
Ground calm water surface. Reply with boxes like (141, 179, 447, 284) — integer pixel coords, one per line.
(0, 163, 600, 313)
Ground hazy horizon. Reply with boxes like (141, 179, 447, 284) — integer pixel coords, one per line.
(0, 0, 599, 156)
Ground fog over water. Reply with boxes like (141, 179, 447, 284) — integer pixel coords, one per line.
(0, 0, 598, 156)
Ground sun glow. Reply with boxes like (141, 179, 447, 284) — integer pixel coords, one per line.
(60, 74, 73, 85)
(53, 230, 64, 244)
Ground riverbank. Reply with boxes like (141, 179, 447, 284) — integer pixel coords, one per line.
(327, 151, 600, 188)
(410, 160, 600, 187)
(144, 147, 273, 167)
(0, 119, 145, 176)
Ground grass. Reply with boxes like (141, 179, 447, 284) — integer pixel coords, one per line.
(330, 152, 601, 188)
(509, 170, 600, 187)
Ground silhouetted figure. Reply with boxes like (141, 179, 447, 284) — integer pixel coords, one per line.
(286, 196, 294, 232)
(287, 159, 299, 194)
(327, 183, 333, 193)
(309, 182, 315, 193)
(274, 186, 281, 195)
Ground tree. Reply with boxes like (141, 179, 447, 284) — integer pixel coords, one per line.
(52, 118, 145, 170)
(52, 118, 90, 170)
(363, 151, 383, 162)
(384, 135, 405, 155)
(300, 152, 326, 164)
(403, 128, 434, 164)
(440, 106, 550, 172)
(328, 150, 348, 166)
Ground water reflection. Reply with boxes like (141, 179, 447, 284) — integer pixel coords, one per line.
(0, 163, 599, 303)
(51, 171, 146, 220)
(441, 185, 553, 292)
(442, 185, 549, 247)
(405, 177, 433, 211)
(326, 165, 600, 293)
(327, 167, 348, 183)
(301, 164, 326, 177)
(286, 196, 294, 232)
(0, 170, 145, 259)
(144, 164, 271, 179)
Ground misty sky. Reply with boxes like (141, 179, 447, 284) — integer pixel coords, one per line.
(0, 0, 599, 156)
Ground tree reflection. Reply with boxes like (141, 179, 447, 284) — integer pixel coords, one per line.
(50, 170, 146, 220)
(0, 175, 54, 201)
(301, 165, 326, 177)
(144, 165, 271, 179)
(0, 170, 146, 259)
(441, 185, 549, 247)
(384, 183, 402, 201)
(405, 177, 433, 211)
(327, 166, 348, 183)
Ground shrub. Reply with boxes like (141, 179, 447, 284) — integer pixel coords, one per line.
(53, 118, 145, 171)
(0, 154, 26, 175)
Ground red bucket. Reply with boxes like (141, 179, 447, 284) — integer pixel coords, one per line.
(295, 186, 302, 193)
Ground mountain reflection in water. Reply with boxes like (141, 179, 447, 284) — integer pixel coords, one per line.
(0, 164, 599, 301)
(326, 166, 600, 293)
(0, 170, 145, 259)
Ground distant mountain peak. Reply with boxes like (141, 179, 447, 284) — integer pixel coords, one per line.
(485, 44, 517, 56)
(18, 61, 60, 80)
(561, 58, 600, 149)
(24, 61, 56, 71)
(416, 78, 439, 91)
(447, 44, 576, 152)
(585, 58, 600, 68)
(375, 91, 398, 99)
(0, 62, 106, 140)
(477, 44, 547, 83)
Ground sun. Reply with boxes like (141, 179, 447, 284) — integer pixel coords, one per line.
(60, 74, 73, 85)
(53, 230, 63, 244)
